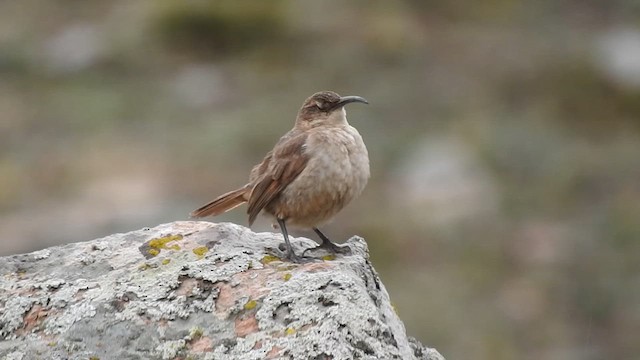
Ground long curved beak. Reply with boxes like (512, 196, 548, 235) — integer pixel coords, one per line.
(336, 95, 369, 107)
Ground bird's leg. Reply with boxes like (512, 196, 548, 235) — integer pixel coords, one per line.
(302, 227, 352, 257)
(276, 218, 307, 263)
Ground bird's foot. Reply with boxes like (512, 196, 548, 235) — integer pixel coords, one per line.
(268, 244, 314, 264)
(301, 240, 352, 258)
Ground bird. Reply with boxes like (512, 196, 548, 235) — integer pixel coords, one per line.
(190, 91, 370, 263)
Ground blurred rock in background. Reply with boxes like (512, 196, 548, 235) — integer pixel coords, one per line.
(1, 1, 640, 359)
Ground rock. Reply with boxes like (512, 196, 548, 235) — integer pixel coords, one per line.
(0, 221, 444, 360)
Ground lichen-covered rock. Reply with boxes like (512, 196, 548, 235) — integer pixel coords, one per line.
(0, 221, 444, 360)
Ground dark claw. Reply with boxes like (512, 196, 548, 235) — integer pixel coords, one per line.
(302, 241, 352, 257)
(267, 246, 314, 264)
(288, 251, 314, 264)
(301, 227, 353, 258)
(274, 218, 315, 263)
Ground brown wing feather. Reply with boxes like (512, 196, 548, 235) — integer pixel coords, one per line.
(249, 150, 272, 183)
(247, 132, 309, 225)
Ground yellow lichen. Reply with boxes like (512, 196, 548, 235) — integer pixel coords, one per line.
(321, 254, 336, 261)
(144, 234, 184, 257)
(189, 327, 204, 340)
(138, 263, 151, 271)
(285, 327, 296, 336)
(244, 300, 258, 310)
(47, 341, 57, 347)
(89, 357, 100, 360)
(148, 234, 183, 249)
(161, 259, 171, 265)
(260, 255, 280, 264)
(192, 246, 209, 257)
(283, 273, 292, 281)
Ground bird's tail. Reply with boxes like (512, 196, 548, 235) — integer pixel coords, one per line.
(190, 185, 250, 218)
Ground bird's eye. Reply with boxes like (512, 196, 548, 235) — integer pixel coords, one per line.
(314, 100, 326, 110)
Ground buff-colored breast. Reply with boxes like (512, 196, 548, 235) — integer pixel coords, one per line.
(268, 125, 369, 227)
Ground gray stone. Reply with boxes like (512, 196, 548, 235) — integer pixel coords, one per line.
(0, 221, 444, 360)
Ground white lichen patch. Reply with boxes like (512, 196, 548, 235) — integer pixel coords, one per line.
(156, 339, 186, 360)
(0, 296, 36, 339)
(45, 302, 96, 335)
(31, 249, 51, 260)
(3, 351, 25, 360)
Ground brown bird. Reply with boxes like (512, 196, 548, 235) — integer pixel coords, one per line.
(190, 91, 370, 262)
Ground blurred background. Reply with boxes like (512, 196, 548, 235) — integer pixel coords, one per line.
(2, 1, 640, 359)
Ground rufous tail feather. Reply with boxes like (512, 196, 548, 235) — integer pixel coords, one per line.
(190, 186, 249, 218)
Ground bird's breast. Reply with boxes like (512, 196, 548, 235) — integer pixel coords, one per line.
(276, 125, 370, 226)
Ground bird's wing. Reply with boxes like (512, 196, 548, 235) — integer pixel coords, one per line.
(249, 150, 273, 183)
(247, 132, 309, 225)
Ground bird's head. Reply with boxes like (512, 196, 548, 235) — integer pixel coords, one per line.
(296, 91, 368, 127)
